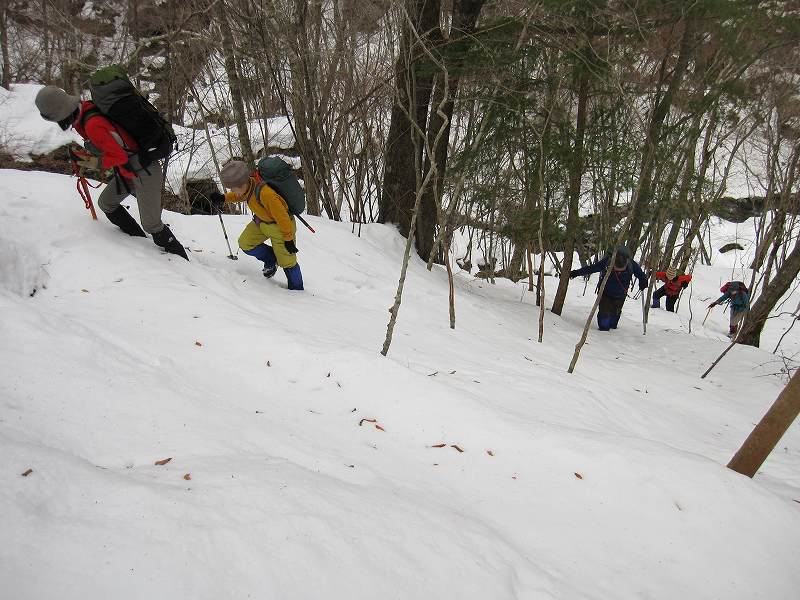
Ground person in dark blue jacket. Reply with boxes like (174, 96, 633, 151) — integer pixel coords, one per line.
(569, 246, 648, 331)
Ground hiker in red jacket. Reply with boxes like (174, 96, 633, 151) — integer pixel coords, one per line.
(35, 85, 187, 260)
(651, 266, 692, 312)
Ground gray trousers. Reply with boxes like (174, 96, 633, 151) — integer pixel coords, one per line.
(730, 310, 747, 331)
(98, 157, 165, 234)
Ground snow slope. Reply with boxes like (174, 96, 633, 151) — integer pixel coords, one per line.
(1, 170, 799, 599)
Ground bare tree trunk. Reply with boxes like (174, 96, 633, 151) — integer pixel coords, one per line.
(568, 246, 622, 373)
(662, 112, 704, 267)
(381, 157, 440, 355)
(526, 242, 534, 292)
(626, 15, 698, 252)
(380, 0, 440, 238)
(738, 235, 800, 347)
(381, 38, 451, 356)
(551, 61, 589, 316)
(444, 239, 456, 329)
(416, 0, 486, 261)
(727, 369, 800, 478)
(0, 1, 11, 89)
(217, 0, 254, 165)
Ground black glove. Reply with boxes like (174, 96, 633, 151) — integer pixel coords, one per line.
(209, 191, 225, 212)
(639, 282, 647, 291)
(284, 239, 299, 254)
(569, 270, 579, 279)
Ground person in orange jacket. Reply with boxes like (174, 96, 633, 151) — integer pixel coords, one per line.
(652, 266, 692, 312)
(35, 85, 187, 259)
(210, 160, 303, 290)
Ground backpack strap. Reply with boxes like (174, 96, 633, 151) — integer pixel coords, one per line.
(252, 182, 277, 225)
(79, 106, 103, 128)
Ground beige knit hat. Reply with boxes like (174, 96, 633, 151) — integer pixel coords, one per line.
(666, 266, 677, 280)
(220, 161, 251, 189)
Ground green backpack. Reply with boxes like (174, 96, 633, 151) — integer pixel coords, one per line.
(255, 156, 306, 216)
(85, 65, 177, 169)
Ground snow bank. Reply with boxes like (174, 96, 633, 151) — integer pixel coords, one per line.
(0, 84, 82, 159)
(1, 169, 799, 599)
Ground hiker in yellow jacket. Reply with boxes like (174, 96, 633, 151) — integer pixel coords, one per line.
(210, 160, 304, 290)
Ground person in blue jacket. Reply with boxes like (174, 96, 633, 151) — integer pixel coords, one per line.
(569, 246, 648, 331)
(709, 281, 750, 337)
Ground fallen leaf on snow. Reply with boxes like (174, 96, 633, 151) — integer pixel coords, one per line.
(451, 444, 464, 453)
(154, 457, 172, 466)
(574, 472, 583, 480)
(21, 468, 33, 477)
(430, 443, 447, 448)
(374, 424, 386, 432)
(183, 473, 191, 480)
(359, 418, 377, 426)
(486, 450, 494, 456)
(81, 289, 89, 293)
(195, 341, 203, 347)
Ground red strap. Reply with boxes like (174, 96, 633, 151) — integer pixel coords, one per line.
(71, 160, 99, 220)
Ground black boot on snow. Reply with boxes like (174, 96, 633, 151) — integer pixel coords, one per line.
(105, 206, 146, 237)
(152, 225, 189, 261)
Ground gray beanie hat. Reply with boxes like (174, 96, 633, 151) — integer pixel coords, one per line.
(220, 160, 251, 188)
(35, 86, 80, 122)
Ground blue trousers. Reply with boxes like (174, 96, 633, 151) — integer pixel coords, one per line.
(244, 244, 304, 290)
(598, 295, 625, 331)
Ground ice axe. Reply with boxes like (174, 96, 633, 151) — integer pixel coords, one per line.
(294, 213, 316, 234)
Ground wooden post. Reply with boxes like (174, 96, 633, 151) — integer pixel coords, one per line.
(727, 369, 800, 478)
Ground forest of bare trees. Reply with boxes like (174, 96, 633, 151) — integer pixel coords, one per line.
(2, 0, 800, 353)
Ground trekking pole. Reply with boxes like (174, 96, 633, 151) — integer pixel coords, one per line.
(702, 305, 713, 326)
(295, 213, 316, 234)
(214, 208, 238, 260)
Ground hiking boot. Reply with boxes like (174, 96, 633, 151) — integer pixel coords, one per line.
(105, 205, 146, 237)
(263, 263, 277, 279)
(152, 225, 189, 261)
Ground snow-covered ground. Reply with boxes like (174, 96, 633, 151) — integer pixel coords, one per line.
(1, 169, 799, 599)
